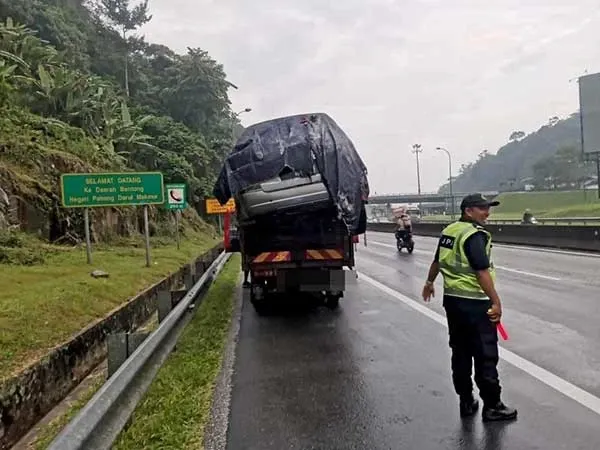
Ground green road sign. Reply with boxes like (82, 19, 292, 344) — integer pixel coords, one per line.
(165, 183, 187, 210)
(61, 172, 165, 208)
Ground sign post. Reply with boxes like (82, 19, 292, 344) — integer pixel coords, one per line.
(143, 205, 151, 267)
(60, 172, 164, 265)
(165, 184, 187, 250)
(84, 208, 92, 264)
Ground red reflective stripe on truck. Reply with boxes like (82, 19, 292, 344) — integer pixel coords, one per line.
(252, 251, 291, 263)
(305, 249, 344, 260)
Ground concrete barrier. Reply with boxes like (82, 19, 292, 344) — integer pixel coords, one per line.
(367, 222, 600, 252)
(0, 243, 224, 450)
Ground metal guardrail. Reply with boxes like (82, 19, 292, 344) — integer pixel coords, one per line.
(47, 251, 231, 450)
(484, 217, 600, 225)
(368, 217, 600, 225)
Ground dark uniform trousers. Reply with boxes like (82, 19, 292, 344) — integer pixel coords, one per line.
(443, 295, 501, 406)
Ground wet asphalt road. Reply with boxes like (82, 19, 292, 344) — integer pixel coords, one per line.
(226, 233, 600, 450)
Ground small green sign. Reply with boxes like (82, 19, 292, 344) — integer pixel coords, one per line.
(61, 172, 165, 208)
(165, 183, 187, 210)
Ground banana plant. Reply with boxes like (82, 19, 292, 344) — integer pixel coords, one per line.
(113, 100, 157, 156)
(0, 59, 18, 106)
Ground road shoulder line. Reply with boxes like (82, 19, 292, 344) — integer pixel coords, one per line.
(359, 272, 600, 417)
(203, 275, 244, 450)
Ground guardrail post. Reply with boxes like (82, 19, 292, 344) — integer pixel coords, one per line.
(107, 334, 127, 379)
(171, 289, 187, 307)
(158, 288, 189, 324)
(184, 264, 195, 290)
(157, 290, 172, 324)
(195, 259, 206, 279)
(128, 333, 150, 356)
(107, 332, 150, 378)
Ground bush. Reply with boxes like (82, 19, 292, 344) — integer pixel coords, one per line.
(0, 230, 50, 265)
(0, 246, 46, 265)
(0, 230, 26, 248)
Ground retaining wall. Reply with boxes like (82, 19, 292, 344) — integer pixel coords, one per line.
(0, 243, 224, 450)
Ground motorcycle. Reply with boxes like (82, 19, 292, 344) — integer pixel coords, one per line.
(395, 229, 415, 254)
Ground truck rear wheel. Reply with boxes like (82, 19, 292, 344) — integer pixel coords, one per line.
(251, 298, 268, 315)
(250, 283, 268, 315)
(324, 294, 340, 310)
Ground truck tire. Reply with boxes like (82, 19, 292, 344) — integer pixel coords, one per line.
(325, 294, 340, 310)
(250, 285, 268, 315)
(251, 298, 268, 315)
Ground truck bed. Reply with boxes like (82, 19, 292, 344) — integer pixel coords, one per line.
(239, 208, 350, 256)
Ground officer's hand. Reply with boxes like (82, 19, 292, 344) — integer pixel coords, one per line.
(487, 304, 502, 323)
(422, 283, 435, 302)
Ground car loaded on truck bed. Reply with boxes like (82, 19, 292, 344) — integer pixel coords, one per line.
(213, 112, 369, 313)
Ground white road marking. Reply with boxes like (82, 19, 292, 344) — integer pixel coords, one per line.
(364, 240, 424, 254)
(486, 242, 600, 259)
(368, 240, 562, 281)
(359, 272, 600, 417)
(496, 266, 561, 281)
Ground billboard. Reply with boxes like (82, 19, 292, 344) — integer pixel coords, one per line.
(578, 72, 600, 154)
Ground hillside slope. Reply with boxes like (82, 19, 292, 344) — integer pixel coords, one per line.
(0, 0, 238, 241)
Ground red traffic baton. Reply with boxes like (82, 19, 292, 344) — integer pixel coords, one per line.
(497, 322, 509, 341)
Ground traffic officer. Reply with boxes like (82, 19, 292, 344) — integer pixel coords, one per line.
(421, 193, 518, 422)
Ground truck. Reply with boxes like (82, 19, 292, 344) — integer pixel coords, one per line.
(213, 113, 369, 313)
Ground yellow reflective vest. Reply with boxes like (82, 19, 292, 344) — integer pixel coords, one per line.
(438, 221, 496, 300)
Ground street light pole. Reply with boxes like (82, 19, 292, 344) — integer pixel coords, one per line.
(411, 144, 423, 216)
(411, 144, 423, 195)
(236, 107, 252, 116)
(231, 107, 252, 140)
(436, 146, 454, 220)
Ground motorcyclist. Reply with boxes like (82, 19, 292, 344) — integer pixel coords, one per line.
(521, 209, 536, 224)
(395, 209, 413, 243)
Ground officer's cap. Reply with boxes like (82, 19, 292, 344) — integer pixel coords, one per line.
(460, 193, 500, 210)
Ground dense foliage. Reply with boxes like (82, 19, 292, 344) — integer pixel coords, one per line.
(438, 114, 597, 193)
(0, 0, 240, 212)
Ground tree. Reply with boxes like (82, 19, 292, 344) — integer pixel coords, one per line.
(438, 111, 585, 193)
(93, 0, 152, 96)
(531, 145, 590, 190)
(0, 0, 239, 218)
(509, 130, 525, 142)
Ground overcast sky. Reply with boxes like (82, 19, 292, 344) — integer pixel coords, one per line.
(140, 0, 600, 194)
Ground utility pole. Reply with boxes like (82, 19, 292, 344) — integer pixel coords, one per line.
(437, 147, 455, 219)
(412, 144, 423, 194)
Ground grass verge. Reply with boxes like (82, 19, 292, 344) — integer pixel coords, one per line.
(112, 254, 240, 450)
(493, 190, 600, 215)
(420, 190, 600, 222)
(0, 230, 218, 382)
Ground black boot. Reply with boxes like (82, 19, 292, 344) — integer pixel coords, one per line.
(459, 396, 479, 417)
(482, 401, 517, 422)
